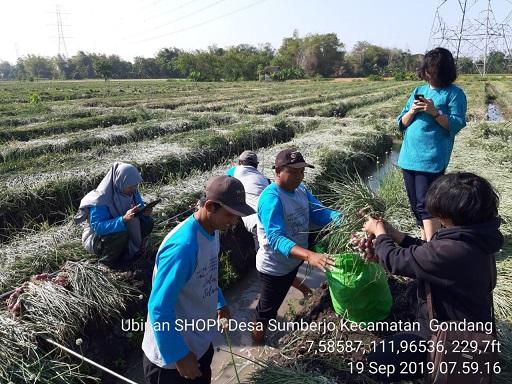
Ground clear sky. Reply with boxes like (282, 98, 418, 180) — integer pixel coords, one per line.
(1, 0, 510, 63)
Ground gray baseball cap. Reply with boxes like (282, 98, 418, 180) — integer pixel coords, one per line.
(206, 175, 255, 216)
(239, 150, 258, 164)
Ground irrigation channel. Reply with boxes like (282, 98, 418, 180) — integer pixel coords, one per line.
(122, 148, 401, 384)
(487, 102, 504, 122)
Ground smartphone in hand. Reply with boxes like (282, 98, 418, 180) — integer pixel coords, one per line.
(414, 94, 425, 101)
(136, 198, 162, 216)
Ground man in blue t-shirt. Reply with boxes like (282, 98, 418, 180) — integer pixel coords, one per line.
(142, 176, 254, 383)
(253, 149, 340, 343)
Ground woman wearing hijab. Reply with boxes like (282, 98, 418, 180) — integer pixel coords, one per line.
(74, 162, 154, 266)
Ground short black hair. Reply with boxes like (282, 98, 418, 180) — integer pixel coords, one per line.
(426, 172, 499, 226)
(417, 47, 457, 87)
(239, 159, 258, 168)
(198, 195, 222, 210)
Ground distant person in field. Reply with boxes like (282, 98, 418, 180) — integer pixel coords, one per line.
(226, 150, 313, 297)
(142, 175, 254, 384)
(363, 172, 502, 383)
(252, 149, 341, 343)
(74, 162, 154, 266)
(226, 150, 270, 247)
(397, 47, 467, 241)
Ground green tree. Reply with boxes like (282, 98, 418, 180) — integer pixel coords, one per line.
(486, 50, 506, 73)
(346, 41, 392, 77)
(273, 29, 302, 68)
(70, 51, 95, 79)
(15, 58, 28, 80)
(52, 55, 73, 79)
(22, 55, 54, 79)
(106, 55, 132, 79)
(93, 55, 113, 81)
(133, 57, 160, 78)
(155, 47, 182, 77)
(0, 61, 15, 80)
(457, 56, 476, 74)
(300, 33, 344, 77)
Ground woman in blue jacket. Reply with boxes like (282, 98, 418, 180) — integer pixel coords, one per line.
(74, 162, 154, 266)
(397, 47, 467, 241)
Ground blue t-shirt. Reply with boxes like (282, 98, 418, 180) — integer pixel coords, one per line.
(397, 83, 467, 173)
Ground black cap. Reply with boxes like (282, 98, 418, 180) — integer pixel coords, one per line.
(273, 149, 315, 169)
(205, 176, 255, 217)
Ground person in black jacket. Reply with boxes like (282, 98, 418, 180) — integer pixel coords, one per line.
(363, 172, 503, 383)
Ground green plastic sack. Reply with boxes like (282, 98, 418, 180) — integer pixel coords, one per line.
(326, 252, 392, 323)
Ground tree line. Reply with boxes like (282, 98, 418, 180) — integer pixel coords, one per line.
(1, 31, 510, 81)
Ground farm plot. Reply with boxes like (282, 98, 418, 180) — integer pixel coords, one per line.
(0, 77, 509, 383)
(0, 116, 304, 239)
(0, 117, 395, 383)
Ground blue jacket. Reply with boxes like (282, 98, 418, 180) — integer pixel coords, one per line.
(89, 191, 144, 236)
(397, 84, 467, 173)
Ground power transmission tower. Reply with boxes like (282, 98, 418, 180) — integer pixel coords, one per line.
(428, 0, 512, 75)
(56, 5, 69, 58)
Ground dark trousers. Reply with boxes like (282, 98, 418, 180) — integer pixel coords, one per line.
(402, 169, 444, 227)
(366, 333, 427, 383)
(93, 216, 154, 264)
(255, 267, 299, 326)
(143, 344, 214, 384)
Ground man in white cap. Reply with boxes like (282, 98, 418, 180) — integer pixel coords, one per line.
(226, 150, 270, 247)
(142, 176, 255, 383)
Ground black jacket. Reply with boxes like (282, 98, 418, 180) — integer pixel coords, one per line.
(375, 218, 503, 335)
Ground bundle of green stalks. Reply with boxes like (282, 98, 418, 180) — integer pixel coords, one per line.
(249, 361, 334, 384)
(0, 314, 97, 383)
(6, 261, 137, 344)
(375, 168, 418, 234)
(318, 174, 387, 255)
(496, 321, 512, 383)
(495, 257, 512, 321)
(11, 280, 92, 344)
(62, 261, 139, 322)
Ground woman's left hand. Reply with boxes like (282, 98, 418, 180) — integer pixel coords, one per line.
(414, 97, 438, 116)
(363, 217, 386, 237)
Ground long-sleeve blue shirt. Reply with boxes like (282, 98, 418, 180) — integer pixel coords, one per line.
(142, 215, 226, 367)
(89, 192, 144, 236)
(258, 183, 340, 257)
(397, 83, 467, 173)
(256, 182, 341, 275)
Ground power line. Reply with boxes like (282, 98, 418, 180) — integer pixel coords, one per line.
(135, 0, 269, 44)
(127, 0, 228, 41)
(148, 0, 227, 32)
(145, 0, 202, 21)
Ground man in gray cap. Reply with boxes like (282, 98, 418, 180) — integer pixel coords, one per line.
(226, 150, 270, 247)
(142, 175, 254, 383)
(252, 149, 341, 343)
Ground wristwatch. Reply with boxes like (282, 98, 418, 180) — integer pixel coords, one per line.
(434, 109, 443, 118)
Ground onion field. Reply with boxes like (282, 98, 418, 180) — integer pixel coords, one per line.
(1, 76, 511, 383)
